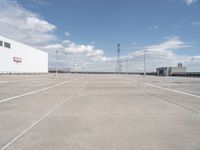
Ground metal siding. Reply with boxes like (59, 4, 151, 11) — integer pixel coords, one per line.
(0, 36, 48, 73)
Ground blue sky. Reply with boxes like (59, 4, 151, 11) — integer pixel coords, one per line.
(0, 0, 200, 72)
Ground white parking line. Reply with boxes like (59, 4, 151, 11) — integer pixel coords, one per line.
(0, 78, 51, 84)
(0, 81, 71, 103)
(0, 94, 73, 150)
(0, 81, 89, 150)
(0, 79, 32, 84)
(145, 82, 200, 99)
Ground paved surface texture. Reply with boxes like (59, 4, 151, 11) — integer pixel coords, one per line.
(0, 74, 200, 150)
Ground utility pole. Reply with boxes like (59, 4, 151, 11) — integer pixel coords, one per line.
(144, 49, 147, 77)
(116, 43, 121, 74)
(55, 50, 58, 77)
(126, 58, 128, 75)
(74, 55, 77, 74)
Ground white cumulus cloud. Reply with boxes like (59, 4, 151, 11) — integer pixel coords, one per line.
(64, 32, 70, 36)
(41, 44, 64, 51)
(183, 0, 198, 5)
(128, 37, 200, 72)
(23, 17, 56, 33)
(0, 0, 57, 45)
(63, 40, 111, 61)
(42, 40, 111, 62)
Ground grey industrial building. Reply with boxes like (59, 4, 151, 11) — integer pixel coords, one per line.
(157, 63, 186, 76)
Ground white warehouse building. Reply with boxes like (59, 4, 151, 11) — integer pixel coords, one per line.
(0, 36, 48, 74)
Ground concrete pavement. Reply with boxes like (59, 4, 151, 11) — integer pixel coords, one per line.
(0, 74, 200, 150)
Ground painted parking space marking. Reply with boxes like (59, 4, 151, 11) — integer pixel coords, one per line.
(145, 82, 200, 99)
(0, 81, 89, 150)
(0, 81, 72, 103)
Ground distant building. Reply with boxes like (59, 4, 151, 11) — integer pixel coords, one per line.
(156, 63, 186, 76)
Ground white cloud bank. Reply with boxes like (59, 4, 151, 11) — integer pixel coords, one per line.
(43, 40, 111, 62)
(128, 37, 200, 72)
(23, 17, 56, 32)
(0, 0, 56, 45)
(45, 37, 200, 72)
(183, 0, 198, 5)
(42, 44, 64, 51)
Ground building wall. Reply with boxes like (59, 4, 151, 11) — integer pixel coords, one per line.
(157, 67, 169, 76)
(0, 36, 48, 73)
(157, 66, 186, 76)
(169, 67, 186, 76)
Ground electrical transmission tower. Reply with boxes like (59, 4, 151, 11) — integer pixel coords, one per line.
(116, 43, 122, 74)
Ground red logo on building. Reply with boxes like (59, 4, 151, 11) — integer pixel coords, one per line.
(13, 57, 22, 63)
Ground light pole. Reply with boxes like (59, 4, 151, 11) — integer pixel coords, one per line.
(126, 58, 128, 75)
(144, 49, 147, 77)
(74, 55, 76, 74)
(55, 50, 58, 77)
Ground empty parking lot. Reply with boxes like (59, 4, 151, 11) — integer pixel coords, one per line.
(0, 74, 200, 150)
